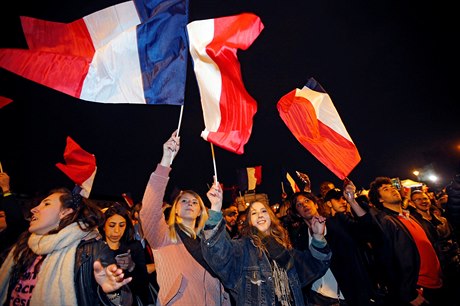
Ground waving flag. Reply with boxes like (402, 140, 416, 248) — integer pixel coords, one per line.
(0, 96, 13, 108)
(187, 13, 264, 154)
(277, 77, 361, 179)
(0, 0, 188, 104)
(56, 136, 97, 198)
(282, 169, 300, 194)
(237, 165, 262, 191)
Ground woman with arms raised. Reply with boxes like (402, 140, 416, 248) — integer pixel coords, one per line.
(201, 183, 332, 306)
(140, 130, 230, 305)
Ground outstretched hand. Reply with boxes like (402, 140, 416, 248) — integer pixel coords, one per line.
(207, 179, 223, 212)
(93, 260, 132, 293)
(160, 130, 180, 167)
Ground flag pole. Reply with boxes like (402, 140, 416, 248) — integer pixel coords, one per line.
(0, 161, 3, 173)
(281, 181, 285, 193)
(210, 143, 218, 183)
(171, 105, 184, 165)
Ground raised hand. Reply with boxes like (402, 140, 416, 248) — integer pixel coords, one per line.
(207, 179, 223, 212)
(160, 130, 180, 167)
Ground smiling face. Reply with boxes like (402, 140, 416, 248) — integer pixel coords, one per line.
(249, 202, 271, 234)
(29, 192, 73, 235)
(411, 191, 431, 213)
(104, 214, 127, 249)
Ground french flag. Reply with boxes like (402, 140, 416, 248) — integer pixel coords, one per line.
(56, 136, 97, 198)
(0, 0, 188, 104)
(187, 13, 264, 154)
(277, 77, 361, 180)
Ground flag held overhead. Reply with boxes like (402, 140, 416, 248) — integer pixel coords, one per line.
(187, 13, 264, 154)
(277, 77, 361, 180)
(0, 0, 188, 104)
(56, 136, 97, 198)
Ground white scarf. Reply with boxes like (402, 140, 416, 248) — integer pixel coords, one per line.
(0, 222, 97, 306)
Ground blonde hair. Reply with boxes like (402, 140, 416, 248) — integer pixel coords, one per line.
(167, 190, 209, 242)
(242, 201, 292, 256)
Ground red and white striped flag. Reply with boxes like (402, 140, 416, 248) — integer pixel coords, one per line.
(187, 13, 264, 154)
(277, 77, 361, 179)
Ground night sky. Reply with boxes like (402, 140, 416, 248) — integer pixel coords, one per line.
(1, 0, 459, 206)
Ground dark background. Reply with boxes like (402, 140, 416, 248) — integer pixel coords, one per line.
(1, 0, 459, 206)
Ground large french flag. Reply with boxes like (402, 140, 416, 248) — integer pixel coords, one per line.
(56, 136, 97, 198)
(0, 0, 188, 105)
(187, 13, 264, 154)
(277, 77, 361, 179)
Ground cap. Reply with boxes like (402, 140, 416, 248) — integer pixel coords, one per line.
(324, 188, 343, 202)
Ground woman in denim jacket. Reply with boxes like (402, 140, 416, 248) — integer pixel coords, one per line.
(202, 182, 331, 306)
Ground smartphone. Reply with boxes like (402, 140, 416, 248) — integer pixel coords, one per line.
(115, 251, 130, 260)
(391, 177, 401, 190)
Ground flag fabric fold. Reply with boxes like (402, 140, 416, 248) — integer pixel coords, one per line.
(187, 13, 264, 154)
(0, 0, 188, 104)
(237, 165, 262, 191)
(56, 136, 97, 198)
(277, 77, 361, 179)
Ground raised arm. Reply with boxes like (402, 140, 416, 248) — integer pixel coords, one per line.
(140, 130, 180, 249)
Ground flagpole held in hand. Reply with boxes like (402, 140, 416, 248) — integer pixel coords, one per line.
(210, 143, 218, 183)
(171, 105, 184, 165)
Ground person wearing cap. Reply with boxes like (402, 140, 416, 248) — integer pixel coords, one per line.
(222, 205, 239, 238)
(322, 187, 383, 306)
(284, 188, 379, 305)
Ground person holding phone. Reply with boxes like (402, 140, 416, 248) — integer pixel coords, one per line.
(100, 202, 153, 305)
(0, 187, 132, 306)
(139, 130, 231, 306)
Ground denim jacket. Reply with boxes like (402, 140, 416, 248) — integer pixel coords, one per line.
(201, 211, 331, 306)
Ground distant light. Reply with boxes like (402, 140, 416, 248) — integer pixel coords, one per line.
(413, 170, 420, 176)
(428, 174, 438, 182)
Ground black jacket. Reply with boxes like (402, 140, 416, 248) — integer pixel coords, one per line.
(367, 207, 420, 305)
(75, 237, 131, 306)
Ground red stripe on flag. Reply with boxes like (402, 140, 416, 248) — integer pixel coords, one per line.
(203, 13, 263, 154)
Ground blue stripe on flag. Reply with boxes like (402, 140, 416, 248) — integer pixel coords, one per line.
(135, 0, 189, 105)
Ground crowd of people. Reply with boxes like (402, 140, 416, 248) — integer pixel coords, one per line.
(0, 131, 459, 306)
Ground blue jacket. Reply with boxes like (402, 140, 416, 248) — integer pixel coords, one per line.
(201, 211, 331, 306)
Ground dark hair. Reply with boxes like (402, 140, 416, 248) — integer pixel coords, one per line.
(12, 188, 104, 286)
(368, 177, 392, 209)
(289, 191, 320, 216)
(100, 202, 135, 245)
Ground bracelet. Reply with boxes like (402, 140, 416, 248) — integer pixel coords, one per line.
(107, 292, 120, 301)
